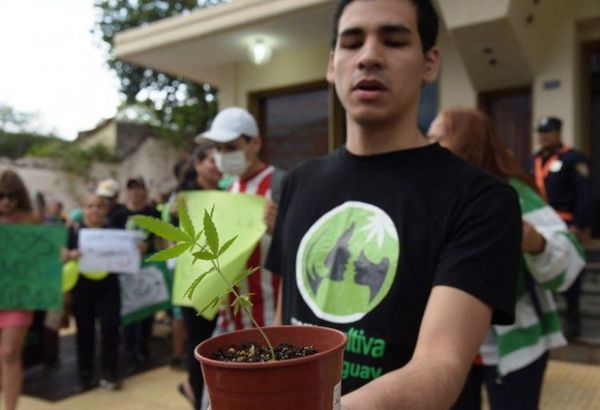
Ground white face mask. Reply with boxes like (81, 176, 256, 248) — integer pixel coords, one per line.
(214, 150, 248, 176)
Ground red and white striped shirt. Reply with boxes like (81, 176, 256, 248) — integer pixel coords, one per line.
(217, 165, 281, 332)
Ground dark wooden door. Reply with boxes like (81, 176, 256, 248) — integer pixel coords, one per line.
(479, 88, 532, 169)
(250, 82, 329, 171)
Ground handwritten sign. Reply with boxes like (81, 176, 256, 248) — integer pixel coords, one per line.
(120, 262, 170, 325)
(78, 229, 142, 274)
(172, 191, 266, 320)
(0, 224, 66, 310)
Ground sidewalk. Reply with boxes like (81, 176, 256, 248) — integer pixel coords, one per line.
(18, 360, 600, 409)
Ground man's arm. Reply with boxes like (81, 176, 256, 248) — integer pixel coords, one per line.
(342, 285, 492, 410)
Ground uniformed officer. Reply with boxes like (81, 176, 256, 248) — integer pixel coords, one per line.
(530, 116, 593, 339)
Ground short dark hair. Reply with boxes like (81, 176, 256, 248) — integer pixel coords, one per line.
(193, 142, 216, 163)
(330, 0, 439, 53)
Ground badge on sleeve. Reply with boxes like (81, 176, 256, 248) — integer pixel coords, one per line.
(575, 162, 590, 177)
(549, 160, 563, 172)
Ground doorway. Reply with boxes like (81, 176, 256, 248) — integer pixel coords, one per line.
(479, 88, 532, 169)
(249, 82, 330, 171)
(585, 44, 600, 237)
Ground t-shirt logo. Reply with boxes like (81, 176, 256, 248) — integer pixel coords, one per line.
(296, 201, 399, 323)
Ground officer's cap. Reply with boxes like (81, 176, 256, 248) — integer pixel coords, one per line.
(536, 116, 562, 133)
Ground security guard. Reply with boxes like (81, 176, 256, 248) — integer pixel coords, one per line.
(530, 116, 593, 339)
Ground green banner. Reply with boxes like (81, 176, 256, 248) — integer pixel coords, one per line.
(120, 261, 171, 325)
(173, 191, 266, 320)
(0, 224, 66, 310)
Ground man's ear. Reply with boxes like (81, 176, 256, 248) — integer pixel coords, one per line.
(326, 52, 335, 85)
(423, 47, 440, 84)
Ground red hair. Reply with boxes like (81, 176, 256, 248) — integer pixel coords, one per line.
(439, 108, 538, 193)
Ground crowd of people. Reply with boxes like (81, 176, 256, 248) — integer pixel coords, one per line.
(0, 0, 596, 409)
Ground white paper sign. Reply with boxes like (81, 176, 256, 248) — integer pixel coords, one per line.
(120, 264, 170, 317)
(78, 229, 142, 274)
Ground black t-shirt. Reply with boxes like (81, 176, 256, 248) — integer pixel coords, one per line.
(109, 205, 161, 254)
(265, 144, 521, 394)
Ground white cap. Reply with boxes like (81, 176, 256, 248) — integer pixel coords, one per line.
(196, 107, 259, 143)
(95, 178, 120, 198)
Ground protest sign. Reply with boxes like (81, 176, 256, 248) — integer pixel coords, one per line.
(78, 228, 142, 274)
(0, 224, 66, 310)
(120, 261, 170, 325)
(172, 191, 266, 320)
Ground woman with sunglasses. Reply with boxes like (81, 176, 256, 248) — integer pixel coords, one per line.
(0, 169, 38, 410)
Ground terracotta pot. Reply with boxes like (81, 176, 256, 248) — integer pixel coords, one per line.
(195, 325, 347, 410)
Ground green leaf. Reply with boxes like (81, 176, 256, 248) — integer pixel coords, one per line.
(203, 209, 219, 255)
(184, 266, 216, 299)
(177, 197, 195, 240)
(193, 250, 215, 261)
(233, 266, 260, 284)
(231, 294, 253, 317)
(131, 215, 189, 242)
(147, 242, 191, 262)
(194, 229, 204, 242)
(200, 295, 223, 314)
(218, 235, 237, 256)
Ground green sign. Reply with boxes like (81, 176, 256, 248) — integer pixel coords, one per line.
(172, 191, 266, 319)
(0, 224, 67, 310)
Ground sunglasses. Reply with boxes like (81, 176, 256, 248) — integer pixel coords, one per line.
(0, 192, 18, 201)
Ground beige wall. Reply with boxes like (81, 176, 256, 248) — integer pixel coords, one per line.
(80, 121, 118, 150)
(438, 29, 477, 110)
(217, 42, 330, 109)
(0, 138, 179, 216)
(117, 137, 179, 199)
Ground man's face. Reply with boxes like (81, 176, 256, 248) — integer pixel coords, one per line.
(127, 185, 147, 207)
(537, 130, 561, 150)
(214, 136, 261, 174)
(327, 0, 439, 125)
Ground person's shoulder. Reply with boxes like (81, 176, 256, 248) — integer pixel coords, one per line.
(563, 147, 589, 163)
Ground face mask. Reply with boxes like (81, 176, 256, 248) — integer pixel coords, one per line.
(214, 150, 248, 176)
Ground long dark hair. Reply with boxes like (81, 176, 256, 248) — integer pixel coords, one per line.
(0, 168, 33, 213)
(439, 108, 538, 193)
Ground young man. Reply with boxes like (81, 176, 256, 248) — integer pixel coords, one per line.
(530, 116, 593, 339)
(265, 1, 522, 408)
(198, 107, 284, 332)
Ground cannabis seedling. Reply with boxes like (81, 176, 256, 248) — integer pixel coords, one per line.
(132, 199, 275, 359)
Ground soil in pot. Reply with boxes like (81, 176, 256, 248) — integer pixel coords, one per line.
(211, 342, 318, 362)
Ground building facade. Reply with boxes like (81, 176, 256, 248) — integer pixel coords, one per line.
(114, 0, 600, 190)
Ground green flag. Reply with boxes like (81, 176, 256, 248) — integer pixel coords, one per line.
(172, 191, 266, 319)
(0, 224, 66, 310)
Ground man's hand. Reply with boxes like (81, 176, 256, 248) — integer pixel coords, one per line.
(263, 200, 278, 235)
(522, 221, 546, 255)
(138, 241, 149, 255)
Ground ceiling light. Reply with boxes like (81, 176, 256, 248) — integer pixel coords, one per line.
(249, 39, 272, 65)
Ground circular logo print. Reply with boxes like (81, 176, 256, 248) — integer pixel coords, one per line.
(296, 201, 399, 323)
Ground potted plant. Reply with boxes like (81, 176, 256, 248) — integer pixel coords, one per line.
(133, 201, 346, 410)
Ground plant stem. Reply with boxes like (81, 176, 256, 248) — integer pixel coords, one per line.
(211, 259, 277, 361)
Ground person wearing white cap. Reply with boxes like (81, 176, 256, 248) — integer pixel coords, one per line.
(95, 178, 127, 228)
(196, 107, 284, 332)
